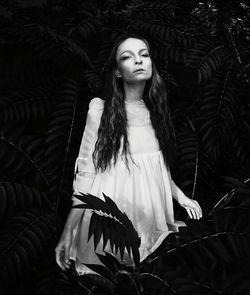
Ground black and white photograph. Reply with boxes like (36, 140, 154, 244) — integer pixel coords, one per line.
(0, 1, 250, 294)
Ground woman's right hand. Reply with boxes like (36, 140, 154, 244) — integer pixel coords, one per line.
(55, 229, 73, 271)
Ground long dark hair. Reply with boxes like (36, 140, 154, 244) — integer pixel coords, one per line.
(93, 34, 177, 172)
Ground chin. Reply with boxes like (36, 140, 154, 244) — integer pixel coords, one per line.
(131, 75, 152, 82)
(127, 78, 149, 84)
(137, 76, 151, 82)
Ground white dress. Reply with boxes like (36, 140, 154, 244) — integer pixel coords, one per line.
(70, 97, 186, 274)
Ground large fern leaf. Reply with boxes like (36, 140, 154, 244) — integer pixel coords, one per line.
(11, 24, 93, 69)
(72, 192, 141, 266)
(175, 118, 199, 198)
(0, 90, 55, 123)
(0, 182, 52, 219)
(0, 124, 49, 187)
(209, 176, 250, 215)
(0, 210, 61, 294)
(131, 2, 177, 22)
(32, 257, 76, 295)
(67, 16, 100, 41)
(41, 81, 77, 194)
(146, 207, 250, 294)
(230, 119, 250, 169)
(197, 71, 236, 160)
(186, 40, 227, 83)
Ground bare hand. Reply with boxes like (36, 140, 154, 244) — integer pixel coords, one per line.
(179, 196, 202, 220)
(55, 230, 73, 270)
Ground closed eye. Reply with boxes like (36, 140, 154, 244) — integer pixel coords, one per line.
(120, 52, 149, 61)
(120, 56, 131, 61)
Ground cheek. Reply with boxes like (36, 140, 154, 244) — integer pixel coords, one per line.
(146, 59, 152, 71)
(144, 59, 152, 77)
(118, 63, 133, 77)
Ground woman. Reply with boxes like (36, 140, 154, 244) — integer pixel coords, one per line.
(55, 34, 202, 274)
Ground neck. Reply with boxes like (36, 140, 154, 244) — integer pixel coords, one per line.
(123, 81, 146, 102)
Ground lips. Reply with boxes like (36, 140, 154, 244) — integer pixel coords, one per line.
(134, 69, 145, 73)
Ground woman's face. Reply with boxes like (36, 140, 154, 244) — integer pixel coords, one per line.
(115, 38, 152, 84)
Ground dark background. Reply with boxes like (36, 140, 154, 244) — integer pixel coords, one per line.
(0, 0, 249, 294)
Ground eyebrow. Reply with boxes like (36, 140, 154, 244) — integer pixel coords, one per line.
(119, 48, 149, 56)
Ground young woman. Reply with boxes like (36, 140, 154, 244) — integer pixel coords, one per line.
(55, 35, 202, 274)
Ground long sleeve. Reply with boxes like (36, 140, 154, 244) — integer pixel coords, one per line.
(72, 97, 104, 205)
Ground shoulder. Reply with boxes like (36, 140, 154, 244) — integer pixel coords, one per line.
(86, 97, 104, 126)
(88, 97, 104, 112)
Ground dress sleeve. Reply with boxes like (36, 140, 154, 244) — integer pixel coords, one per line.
(72, 97, 104, 205)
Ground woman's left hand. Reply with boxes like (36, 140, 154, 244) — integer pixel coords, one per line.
(178, 196, 202, 220)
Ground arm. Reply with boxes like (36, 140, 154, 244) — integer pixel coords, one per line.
(167, 167, 203, 220)
(169, 177, 187, 204)
(71, 98, 103, 205)
(55, 97, 104, 270)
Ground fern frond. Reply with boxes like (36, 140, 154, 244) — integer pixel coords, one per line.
(72, 192, 141, 266)
(3, 24, 93, 73)
(0, 182, 52, 218)
(175, 119, 199, 198)
(68, 17, 99, 41)
(0, 55, 66, 90)
(82, 69, 103, 92)
(131, 1, 177, 20)
(0, 210, 61, 293)
(148, 207, 250, 293)
(186, 41, 227, 83)
(139, 272, 176, 295)
(210, 177, 250, 215)
(197, 71, 236, 159)
(0, 124, 49, 187)
(136, 21, 195, 48)
(0, 91, 55, 124)
(33, 258, 75, 295)
(41, 80, 76, 191)
(230, 119, 250, 168)
(96, 252, 121, 274)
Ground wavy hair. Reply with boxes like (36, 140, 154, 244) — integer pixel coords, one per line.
(93, 34, 177, 172)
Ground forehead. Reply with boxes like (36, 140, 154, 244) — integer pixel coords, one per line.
(116, 38, 148, 56)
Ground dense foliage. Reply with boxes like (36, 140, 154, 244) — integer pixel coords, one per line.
(0, 0, 249, 294)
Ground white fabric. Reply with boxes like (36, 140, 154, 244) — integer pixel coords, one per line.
(70, 97, 186, 273)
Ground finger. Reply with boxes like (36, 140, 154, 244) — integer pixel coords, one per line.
(191, 203, 201, 219)
(60, 253, 70, 269)
(194, 209, 199, 219)
(55, 248, 66, 270)
(61, 260, 70, 270)
(61, 254, 71, 270)
(194, 203, 202, 219)
(63, 260, 71, 269)
(198, 208, 203, 219)
(191, 206, 199, 219)
(199, 206, 203, 218)
(194, 200, 202, 215)
(186, 208, 193, 219)
(63, 244, 71, 269)
(192, 209, 199, 219)
(55, 246, 71, 270)
(191, 208, 197, 219)
(197, 207, 202, 219)
(58, 243, 71, 270)
(194, 209, 200, 220)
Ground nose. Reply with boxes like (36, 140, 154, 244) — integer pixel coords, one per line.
(135, 55, 142, 65)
